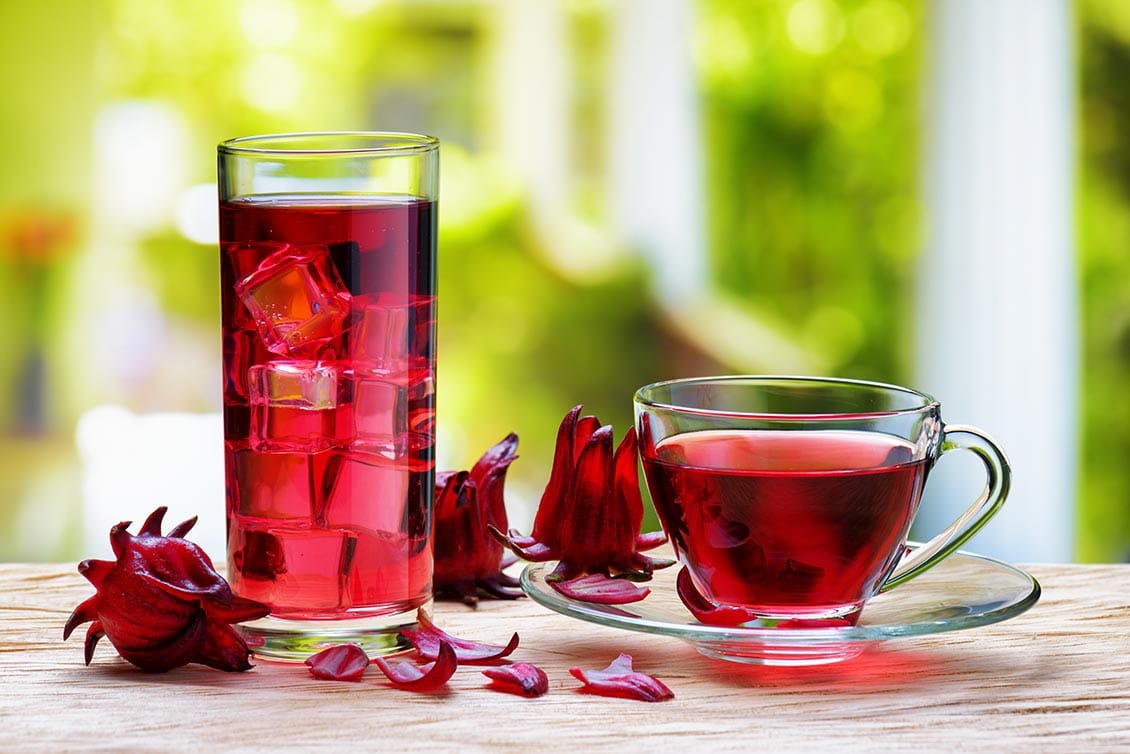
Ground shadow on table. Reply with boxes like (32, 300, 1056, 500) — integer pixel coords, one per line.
(698, 644, 1056, 694)
(558, 633, 1055, 697)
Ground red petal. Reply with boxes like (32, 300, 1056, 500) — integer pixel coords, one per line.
(433, 471, 483, 587)
(139, 507, 168, 537)
(76, 558, 114, 588)
(529, 405, 583, 547)
(305, 644, 370, 681)
(192, 621, 256, 672)
(612, 426, 645, 541)
(109, 520, 133, 559)
(139, 570, 228, 604)
(676, 567, 759, 627)
(569, 653, 674, 702)
(478, 573, 524, 600)
(205, 595, 272, 625)
(629, 551, 677, 576)
(468, 433, 519, 532)
(435, 470, 470, 511)
(467, 434, 519, 486)
(572, 415, 602, 464)
(63, 595, 99, 640)
(167, 515, 198, 539)
(373, 641, 457, 691)
(634, 531, 668, 552)
(117, 612, 208, 673)
(93, 571, 198, 652)
(492, 528, 557, 562)
(551, 574, 651, 604)
(134, 533, 235, 606)
(402, 612, 519, 663)
(483, 662, 550, 697)
(559, 426, 616, 573)
(82, 621, 105, 666)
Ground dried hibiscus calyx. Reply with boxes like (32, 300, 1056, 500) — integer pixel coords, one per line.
(372, 641, 458, 691)
(569, 653, 674, 702)
(401, 610, 519, 663)
(675, 568, 854, 628)
(305, 644, 370, 681)
(433, 434, 524, 605)
(494, 406, 673, 597)
(483, 662, 550, 697)
(675, 567, 759, 627)
(63, 507, 269, 672)
(552, 574, 650, 604)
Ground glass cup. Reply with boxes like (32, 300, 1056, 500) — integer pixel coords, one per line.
(634, 375, 1010, 625)
(217, 132, 439, 659)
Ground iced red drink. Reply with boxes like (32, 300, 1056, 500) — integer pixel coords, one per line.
(218, 133, 438, 659)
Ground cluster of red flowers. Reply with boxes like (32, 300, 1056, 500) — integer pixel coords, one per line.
(438, 405, 672, 605)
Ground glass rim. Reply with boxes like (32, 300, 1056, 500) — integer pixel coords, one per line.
(633, 374, 941, 421)
(217, 131, 439, 157)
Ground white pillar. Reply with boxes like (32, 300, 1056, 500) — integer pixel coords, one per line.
(914, 0, 1077, 562)
(606, 0, 706, 303)
(492, 0, 571, 231)
(604, 0, 820, 373)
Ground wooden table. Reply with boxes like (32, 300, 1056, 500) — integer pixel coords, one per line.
(2, 562, 1128, 752)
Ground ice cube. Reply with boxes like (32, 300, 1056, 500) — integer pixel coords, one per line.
(223, 242, 285, 330)
(319, 451, 410, 534)
(350, 293, 434, 373)
(344, 529, 431, 608)
(348, 370, 409, 457)
(227, 526, 283, 606)
(236, 243, 351, 358)
(231, 448, 320, 521)
(249, 360, 341, 453)
(253, 528, 352, 613)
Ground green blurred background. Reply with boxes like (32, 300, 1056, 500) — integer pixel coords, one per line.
(0, 0, 1125, 562)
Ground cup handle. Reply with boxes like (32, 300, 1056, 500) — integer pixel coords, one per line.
(878, 424, 1011, 592)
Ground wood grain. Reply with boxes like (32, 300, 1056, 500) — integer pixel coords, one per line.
(1, 562, 1128, 753)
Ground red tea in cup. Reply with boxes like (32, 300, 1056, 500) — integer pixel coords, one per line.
(635, 376, 1009, 625)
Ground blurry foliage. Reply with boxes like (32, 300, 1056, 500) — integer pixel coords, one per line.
(138, 232, 220, 321)
(696, 0, 921, 380)
(1, 0, 1130, 559)
(437, 180, 660, 507)
(1077, 0, 1130, 561)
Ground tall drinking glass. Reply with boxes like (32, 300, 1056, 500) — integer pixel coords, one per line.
(217, 132, 439, 660)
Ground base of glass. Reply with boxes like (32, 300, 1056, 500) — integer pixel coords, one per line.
(695, 640, 869, 666)
(237, 599, 432, 662)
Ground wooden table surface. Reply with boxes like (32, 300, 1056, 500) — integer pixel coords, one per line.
(2, 561, 1128, 753)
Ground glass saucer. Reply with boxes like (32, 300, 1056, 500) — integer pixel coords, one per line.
(520, 546, 1040, 666)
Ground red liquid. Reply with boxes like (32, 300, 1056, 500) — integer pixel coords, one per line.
(220, 196, 435, 620)
(641, 429, 929, 622)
